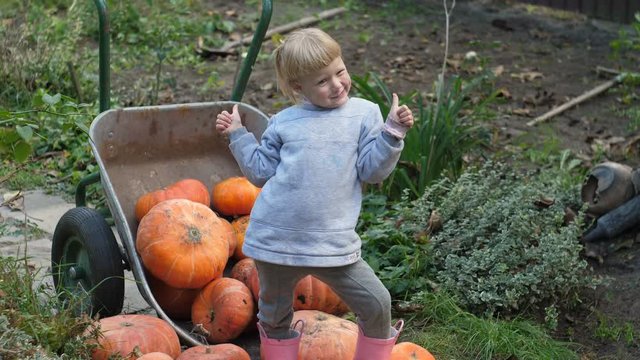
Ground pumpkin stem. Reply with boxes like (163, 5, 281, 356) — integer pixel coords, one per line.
(188, 226, 202, 243)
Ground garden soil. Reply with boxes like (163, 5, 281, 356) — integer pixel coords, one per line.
(3, 0, 640, 358)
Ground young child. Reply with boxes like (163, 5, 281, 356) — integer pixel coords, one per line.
(216, 27, 414, 360)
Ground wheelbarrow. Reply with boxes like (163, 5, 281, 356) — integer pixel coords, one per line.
(50, 0, 272, 347)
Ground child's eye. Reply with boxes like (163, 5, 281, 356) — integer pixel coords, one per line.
(317, 79, 327, 86)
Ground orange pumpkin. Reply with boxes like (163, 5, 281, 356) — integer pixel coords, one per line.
(135, 178, 211, 222)
(219, 217, 237, 258)
(87, 314, 181, 360)
(177, 344, 250, 360)
(294, 275, 350, 315)
(211, 177, 261, 216)
(391, 342, 437, 360)
(136, 199, 229, 289)
(291, 310, 358, 360)
(244, 265, 349, 316)
(191, 277, 255, 343)
(137, 352, 174, 360)
(231, 215, 250, 260)
(148, 275, 200, 321)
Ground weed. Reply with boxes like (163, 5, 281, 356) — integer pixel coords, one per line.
(594, 311, 638, 347)
(0, 256, 95, 359)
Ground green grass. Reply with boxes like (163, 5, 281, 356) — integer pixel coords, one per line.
(402, 291, 581, 360)
(0, 256, 96, 359)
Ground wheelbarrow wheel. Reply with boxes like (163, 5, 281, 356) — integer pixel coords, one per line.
(51, 206, 124, 317)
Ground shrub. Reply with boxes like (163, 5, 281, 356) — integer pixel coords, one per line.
(359, 159, 599, 316)
(408, 161, 598, 316)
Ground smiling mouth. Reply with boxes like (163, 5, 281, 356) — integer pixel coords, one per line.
(331, 89, 345, 99)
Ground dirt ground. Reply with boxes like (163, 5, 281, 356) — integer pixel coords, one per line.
(111, 0, 640, 358)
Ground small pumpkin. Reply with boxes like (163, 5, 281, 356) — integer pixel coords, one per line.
(135, 178, 211, 222)
(230, 257, 257, 287)
(137, 352, 174, 360)
(177, 344, 250, 360)
(136, 199, 229, 289)
(191, 277, 255, 343)
(86, 314, 181, 360)
(211, 177, 261, 216)
(294, 275, 350, 315)
(231, 215, 250, 260)
(148, 275, 200, 321)
(391, 342, 437, 360)
(291, 310, 358, 360)
(245, 265, 349, 316)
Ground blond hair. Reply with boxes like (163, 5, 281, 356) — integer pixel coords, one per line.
(272, 28, 342, 102)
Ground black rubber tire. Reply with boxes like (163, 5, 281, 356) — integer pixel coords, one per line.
(51, 207, 124, 317)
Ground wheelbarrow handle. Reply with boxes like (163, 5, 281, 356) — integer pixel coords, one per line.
(93, 0, 110, 113)
(231, 0, 273, 102)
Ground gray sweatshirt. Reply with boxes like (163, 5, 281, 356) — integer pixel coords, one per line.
(228, 97, 403, 267)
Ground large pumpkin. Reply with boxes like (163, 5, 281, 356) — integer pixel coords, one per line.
(291, 310, 358, 360)
(391, 342, 437, 360)
(211, 177, 261, 216)
(87, 314, 181, 360)
(135, 178, 211, 222)
(231, 215, 250, 260)
(136, 199, 229, 289)
(177, 344, 250, 360)
(148, 275, 200, 321)
(191, 277, 255, 343)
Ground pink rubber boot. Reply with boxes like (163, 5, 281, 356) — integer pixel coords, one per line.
(257, 320, 304, 360)
(353, 320, 404, 360)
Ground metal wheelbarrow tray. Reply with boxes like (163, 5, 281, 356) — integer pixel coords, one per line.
(52, 101, 267, 347)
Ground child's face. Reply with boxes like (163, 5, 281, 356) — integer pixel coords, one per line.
(293, 57, 351, 109)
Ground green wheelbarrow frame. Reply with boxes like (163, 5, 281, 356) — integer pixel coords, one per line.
(51, 0, 273, 348)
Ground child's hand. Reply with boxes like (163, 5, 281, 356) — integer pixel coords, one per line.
(383, 93, 414, 139)
(216, 104, 243, 135)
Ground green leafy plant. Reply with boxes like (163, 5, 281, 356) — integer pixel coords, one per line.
(610, 12, 640, 59)
(0, 90, 93, 163)
(352, 71, 495, 200)
(358, 193, 434, 299)
(594, 312, 638, 347)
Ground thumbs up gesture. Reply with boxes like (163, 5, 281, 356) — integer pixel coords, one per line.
(216, 104, 243, 135)
(383, 93, 414, 139)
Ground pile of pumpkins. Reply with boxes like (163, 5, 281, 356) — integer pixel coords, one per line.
(86, 176, 436, 359)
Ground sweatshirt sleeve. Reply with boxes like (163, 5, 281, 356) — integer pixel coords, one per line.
(356, 106, 404, 184)
(228, 119, 281, 187)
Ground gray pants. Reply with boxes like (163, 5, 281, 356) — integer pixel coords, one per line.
(254, 258, 392, 339)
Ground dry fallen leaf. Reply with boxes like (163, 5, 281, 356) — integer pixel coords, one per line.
(511, 108, 532, 116)
(510, 71, 543, 82)
(2, 190, 23, 210)
(492, 65, 505, 77)
(496, 88, 512, 99)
